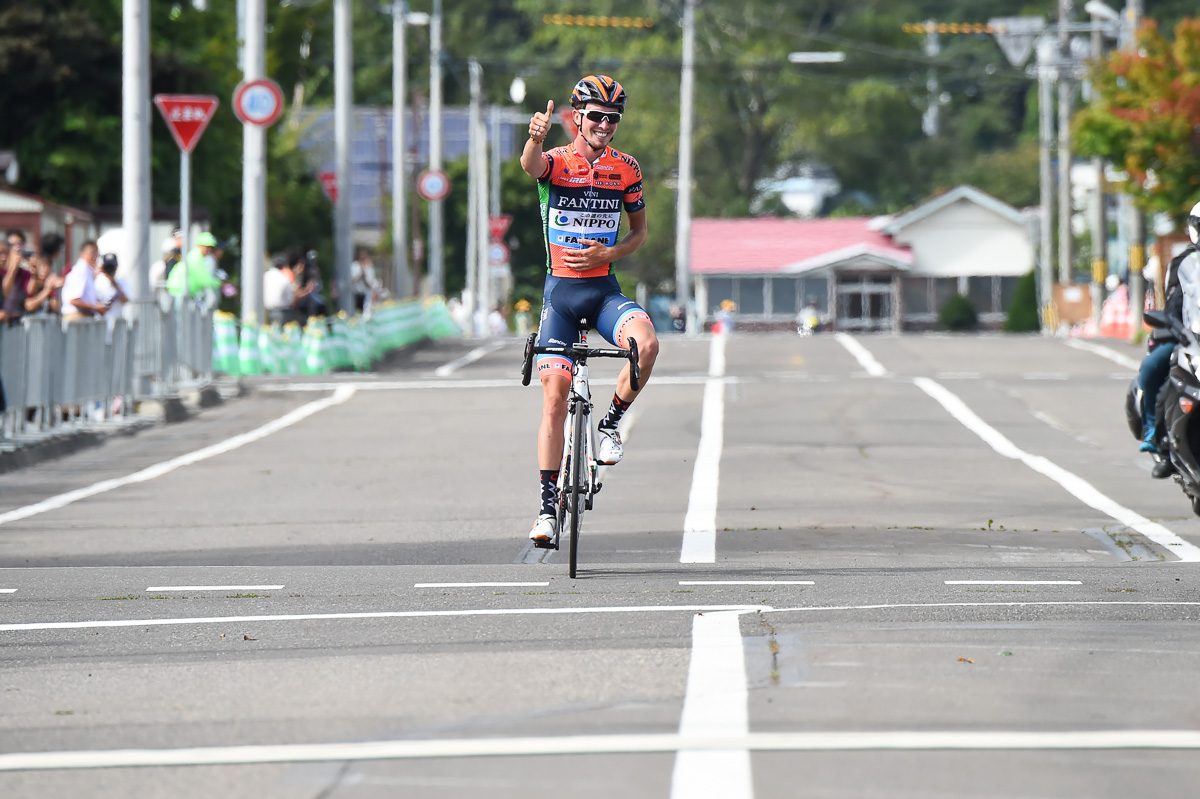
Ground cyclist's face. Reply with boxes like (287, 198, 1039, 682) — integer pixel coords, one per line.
(578, 102, 620, 145)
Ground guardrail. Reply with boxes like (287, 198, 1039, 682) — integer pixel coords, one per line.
(0, 302, 213, 442)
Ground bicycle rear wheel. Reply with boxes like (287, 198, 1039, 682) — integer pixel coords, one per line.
(567, 404, 587, 578)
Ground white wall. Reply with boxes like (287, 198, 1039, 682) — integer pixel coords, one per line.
(890, 199, 1033, 278)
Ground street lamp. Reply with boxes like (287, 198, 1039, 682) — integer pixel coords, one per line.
(787, 51, 846, 63)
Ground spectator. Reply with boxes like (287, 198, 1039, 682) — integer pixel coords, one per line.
(350, 247, 383, 313)
(668, 302, 686, 333)
(167, 231, 223, 301)
(263, 252, 296, 325)
(23, 251, 62, 317)
(0, 239, 28, 325)
(94, 253, 130, 338)
(61, 241, 105, 321)
(293, 249, 328, 320)
(149, 231, 180, 311)
(514, 298, 533, 336)
(488, 303, 508, 336)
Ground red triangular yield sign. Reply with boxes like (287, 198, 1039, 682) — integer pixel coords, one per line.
(319, 171, 338, 203)
(489, 214, 513, 242)
(154, 94, 220, 154)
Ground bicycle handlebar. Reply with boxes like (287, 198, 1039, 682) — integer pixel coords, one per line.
(520, 333, 641, 391)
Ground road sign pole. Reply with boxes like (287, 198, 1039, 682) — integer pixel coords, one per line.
(181, 149, 191, 299)
(241, 0, 267, 336)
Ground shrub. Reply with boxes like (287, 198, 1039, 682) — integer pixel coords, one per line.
(939, 293, 978, 331)
(1004, 270, 1040, 332)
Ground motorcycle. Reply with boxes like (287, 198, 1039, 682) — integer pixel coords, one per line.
(1134, 310, 1200, 515)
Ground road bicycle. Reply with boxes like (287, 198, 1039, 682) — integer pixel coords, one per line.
(521, 329, 640, 578)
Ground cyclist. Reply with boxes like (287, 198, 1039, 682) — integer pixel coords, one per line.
(520, 74, 659, 544)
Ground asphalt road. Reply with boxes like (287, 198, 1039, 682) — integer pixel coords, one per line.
(3, 331, 1200, 798)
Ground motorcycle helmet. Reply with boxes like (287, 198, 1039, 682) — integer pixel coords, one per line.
(570, 75, 626, 112)
(1189, 200, 1200, 245)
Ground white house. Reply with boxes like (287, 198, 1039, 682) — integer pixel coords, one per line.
(690, 184, 1034, 331)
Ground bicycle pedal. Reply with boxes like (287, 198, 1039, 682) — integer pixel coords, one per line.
(532, 538, 556, 550)
(594, 482, 602, 493)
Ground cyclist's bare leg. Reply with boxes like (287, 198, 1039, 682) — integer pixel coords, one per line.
(615, 318, 659, 401)
(538, 371, 570, 469)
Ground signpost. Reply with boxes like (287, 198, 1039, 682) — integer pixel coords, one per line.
(233, 78, 285, 127)
(154, 94, 219, 298)
(417, 169, 451, 202)
(488, 214, 513, 243)
(319, 171, 338, 204)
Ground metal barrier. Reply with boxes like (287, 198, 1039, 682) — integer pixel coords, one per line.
(0, 303, 211, 443)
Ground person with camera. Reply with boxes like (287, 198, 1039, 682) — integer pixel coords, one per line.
(61, 240, 106, 321)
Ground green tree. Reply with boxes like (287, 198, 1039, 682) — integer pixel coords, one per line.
(1074, 18, 1200, 222)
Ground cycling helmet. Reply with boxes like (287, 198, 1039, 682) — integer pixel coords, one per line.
(571, 75, 626, 111)
(1189, 200, 1200, 245)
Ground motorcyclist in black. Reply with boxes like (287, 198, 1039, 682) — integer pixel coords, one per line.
(1138, 201, 1200, 478)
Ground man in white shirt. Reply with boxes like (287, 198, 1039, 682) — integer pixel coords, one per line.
(94, 253, 130, 339)
(61, 240, 106, 321)
(263, 253, 296, 325)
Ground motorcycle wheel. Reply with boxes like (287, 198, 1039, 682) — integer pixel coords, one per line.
(1191, 495, 1200, 519)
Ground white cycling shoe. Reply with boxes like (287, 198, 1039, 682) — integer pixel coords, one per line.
(529, 513, 557, 545)
(597, 427, 623, 465)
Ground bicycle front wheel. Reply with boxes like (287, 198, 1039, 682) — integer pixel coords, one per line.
(567, 405, 587, 578)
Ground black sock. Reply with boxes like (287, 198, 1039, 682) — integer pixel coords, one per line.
(539, 469, 559, 517)
(599, 393, 632, 431)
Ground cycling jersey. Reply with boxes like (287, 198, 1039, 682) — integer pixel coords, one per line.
(537, 144, 644, 278)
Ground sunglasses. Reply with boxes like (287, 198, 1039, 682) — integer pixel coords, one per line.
(582, 110, 622, 125)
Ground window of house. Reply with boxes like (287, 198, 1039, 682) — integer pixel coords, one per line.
(799, 277, 828, 312)
(736, 277, 765, 314)
(707, 277, 733, 313)
(967, 276, 995, 314)
(771, 278, 797, 316)
(902, 277, 932, 315)
(999, 276, 1022, 311)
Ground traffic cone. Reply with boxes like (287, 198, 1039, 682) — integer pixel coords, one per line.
(238, 319, 261, 376)
(212, 311, 239, 375)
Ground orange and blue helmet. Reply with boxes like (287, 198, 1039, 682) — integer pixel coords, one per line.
(571, 75, 626, 112)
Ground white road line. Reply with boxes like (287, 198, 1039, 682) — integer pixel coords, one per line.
(944, 580, 1082, 585)
(1066, 338, 1141, 371)
(5, 730, 1200, 771)
(681, 334, 727, 564)
(671, 611, 753, 799)
(679, 581, 814, 586)
(0, 386, 357, 528)
(145, 586, 284, 592)
(0, 604, 763, 633)
(1022, 372, 1069, 380)
(433, 340, 506, 377)
(834, 333, 888, 377)
(914, 376, 1200, 562)
(762, 600, 1200, 615)
(413, 582, 549, 588)
(0, 589, 16, 594)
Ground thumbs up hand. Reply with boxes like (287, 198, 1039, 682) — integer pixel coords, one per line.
(528, 100, 554, 144)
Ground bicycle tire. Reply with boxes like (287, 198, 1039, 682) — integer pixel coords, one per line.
(568, 401, 587, 578)
(555, 453, 569, 551)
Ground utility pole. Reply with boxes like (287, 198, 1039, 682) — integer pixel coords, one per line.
(122, 0, 152, 395)
(922, 20, 941, 136)
(475, 108, 490, 334)
(674, 0, 696, 333)
(465, 58, 481, 329)
(1125, 0, 1145, 334)
(334, 0, 354, 315)
(391, 2, 411, 298)
(1088, 4, 1109, 326)
(427, 0, 444, 296)
(1037, 36, 1056, 330)
(1057, 0, 1074, 285)
(241, 0, 266, 336)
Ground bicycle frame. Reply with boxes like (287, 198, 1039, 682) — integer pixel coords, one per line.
(559, 334, 599, 513)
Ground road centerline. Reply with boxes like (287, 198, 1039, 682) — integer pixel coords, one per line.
(681, 334, 727, 564)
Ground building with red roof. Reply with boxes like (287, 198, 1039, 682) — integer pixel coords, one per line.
(690, 185, 1035, 331)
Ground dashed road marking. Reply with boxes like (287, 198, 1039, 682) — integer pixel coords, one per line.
(0, 589, 16, 594)
(944, 580, 1082, 585)
(835, 333, 888, 377)
(679, 580, 814, 586)
(414, 582, 549, 588)
(145, 585, 285, 592)
(1066, 339, 1141, 371)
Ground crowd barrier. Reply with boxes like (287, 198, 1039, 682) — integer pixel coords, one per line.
(0, 316, 136, 438)
(213, 297, 461, 376)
